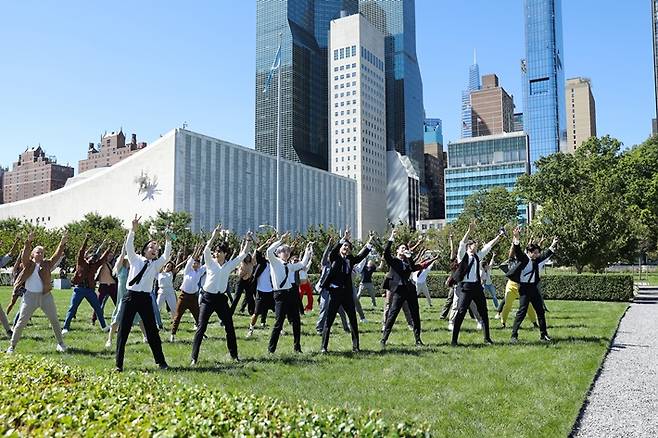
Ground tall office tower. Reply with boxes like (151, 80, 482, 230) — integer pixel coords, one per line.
(470, 74, 515, 137)
(255, 0, 358, 170)
(329, 13, 388, 238)
(565, 77, 597, 153)
(651, 0, 658, 135)
(461, 52, 481, 138)
(423, 118, 446, 219)
(359, 0, 425, 179)
(513, 112, 524, 132)
(522, 0, 567, 167)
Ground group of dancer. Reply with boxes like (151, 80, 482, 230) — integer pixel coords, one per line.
(0, 215, 557, 370)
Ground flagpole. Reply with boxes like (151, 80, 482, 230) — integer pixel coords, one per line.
(276, 32, 282, 233)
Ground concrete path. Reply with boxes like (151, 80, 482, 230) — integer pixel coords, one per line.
(573, 287, 658, 437)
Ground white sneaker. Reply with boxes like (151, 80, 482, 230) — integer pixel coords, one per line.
(62, 328, 69, 335)
(56, 343, 67, 353)
(105, 340, 112, 349)
(143, 336, 148, 343)
(476, 322, 483, 331)
(494, 313, 501, 320)
(169, 334, 175, 343)
(448, 323, 454, 331)
(360, 318, 368, 323)
(6, 346, 14, 354)
(193, 324, 198, 330)
(246, 327, 254, 338)
(102, 325, 111, 333)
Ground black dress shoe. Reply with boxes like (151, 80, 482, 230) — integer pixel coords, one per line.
(484, 338, 494, 345)
(352, 347, 361, 353)
(539, 334, 552, 342)
(415, 339, 425, 347)
(158, 362, 169, 370)
(114, 366, 123, 372)
(510, 336, 519, 344)
(294, 347, 303, 354)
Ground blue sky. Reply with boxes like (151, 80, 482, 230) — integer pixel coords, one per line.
(0, 1, 652, 170)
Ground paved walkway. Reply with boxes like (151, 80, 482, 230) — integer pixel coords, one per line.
(573, 287, 658, 437)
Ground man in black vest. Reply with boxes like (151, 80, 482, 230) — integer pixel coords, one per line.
(451, 220, 505, 346)
(509, 227, 558, 343)
(320, 228, 373, 353)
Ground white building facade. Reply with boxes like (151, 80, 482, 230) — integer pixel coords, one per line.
(387, 151, 420, 229)
(0, 129, 357, 234)
(329, 13, 388, 239)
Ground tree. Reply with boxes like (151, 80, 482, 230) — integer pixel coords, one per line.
(516, 136, 636, 272)
(452, 187, 520, 243)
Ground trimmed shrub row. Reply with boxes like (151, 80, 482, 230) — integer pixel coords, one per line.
(174, 272, 634, 303)
(0, 355, 429, 437)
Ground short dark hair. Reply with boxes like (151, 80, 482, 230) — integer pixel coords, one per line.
(342, 240, 353, 249)
(215, 242, 229, 254)
(526, 243, 541, 253)
(466, 239, 477, 247)
(141, 240, 159, 256)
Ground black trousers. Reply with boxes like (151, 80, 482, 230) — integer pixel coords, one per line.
(235, 279, 256, 315)
(268, 288, 302, 353)
(321, 286, 359, 351)
(382, 284, 422, 344)
(439, 286, 455, 319)
(116, 290, 166, 370)
(511, 283, 548, 338)
(452, 282, 490, 344)
(254, 290, 275, 324)
(192, 291, 238, 361)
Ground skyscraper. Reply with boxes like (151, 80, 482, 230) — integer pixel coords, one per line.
(255, 0, 358, 170)
(522, 0, 567, 168)
(652, 0, 658, 134)
(565, 77, 597, 153)
(470, 74, 515, 137)
(461, 51, 481, 138)
(359, 0, 425, 178)
(329, 13, 388, 238)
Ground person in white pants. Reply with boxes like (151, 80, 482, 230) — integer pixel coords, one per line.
(412, 262, 433, 307)
(8, 231, 68, 354)
(157, 262, 178, 321)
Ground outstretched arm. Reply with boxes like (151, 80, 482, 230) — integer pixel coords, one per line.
(457, 221, 475, 262)
(49, 231, 68, 265)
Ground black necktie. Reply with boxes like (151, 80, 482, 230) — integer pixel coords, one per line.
(343, 258, 350, 274)
(532, 260, 539, 284)
(278, 263, 289, 289)
(129, 260, 150, 287)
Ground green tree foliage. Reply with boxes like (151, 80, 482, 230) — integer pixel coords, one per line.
(516, 136, 638, 272)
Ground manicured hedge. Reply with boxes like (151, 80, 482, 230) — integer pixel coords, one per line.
(301, 273, 634, 302)
(0, 355, 429, 437)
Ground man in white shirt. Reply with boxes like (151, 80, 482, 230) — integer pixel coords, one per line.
(170, 246, 206, 342)
(266, 233, 313, 354)
(9, 231, 67, 354)
(510, 227, 558, 343)
(412, 261, 434, 307)
(451, 220, 504, 346)
(190, 225, 251, 365)
(115, 215, 172, 372)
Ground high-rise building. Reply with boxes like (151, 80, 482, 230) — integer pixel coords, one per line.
(359, 0, 425, 179)
(387, 151, 420, 229)
(255, 0, 358, 170)
(78, 130, 147, 173)
(423, 118, 446, 219)
(461, 52, 481, 138)
(522, 0, 567, 167)
(513, 112, 524, 132)
(565, 77, 597, 152)
(445, 132, 529, 222)
(651, 0, 658, 135)
(470, 74, 515, 137)
(329, 13, 388, 238)
(0, 168, 5, 204)
(2, 146, 74, 203)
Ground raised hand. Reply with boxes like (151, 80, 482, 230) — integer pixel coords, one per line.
(280, 232, 291, 242)
(60, 230, 68, 243)
(343, 227, 351, 242)
(132, 215, 141, 232)
(211, 224, 222, 240)
(389, 227, 397, 240)
(551, 236, 559, 248)
(468, 219, 476, 234)
(513, 226, 521, 240)
(27, 231, 35, 242)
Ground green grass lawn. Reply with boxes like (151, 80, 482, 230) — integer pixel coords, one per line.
(0, 286, 627, 437)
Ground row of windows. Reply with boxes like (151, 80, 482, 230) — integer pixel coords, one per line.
(333, 81, 357, 90)
(334, 72, 357, 81)
(333, 62, 357, 72)
(361, 46, 383, 71)
(333, 45, 357, 60)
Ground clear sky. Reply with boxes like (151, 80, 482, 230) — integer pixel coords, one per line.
(0, 0, 652, 170)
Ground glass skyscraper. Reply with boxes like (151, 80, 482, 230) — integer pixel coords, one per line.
(522, 0, 567, 169)
(444, 132, 529, 222)
(359, 0, 425, 178)
(461, 53, 481, 138)
(255, 0, 358, 170)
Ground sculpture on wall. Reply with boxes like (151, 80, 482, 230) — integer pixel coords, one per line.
(134, 171, 161, 201)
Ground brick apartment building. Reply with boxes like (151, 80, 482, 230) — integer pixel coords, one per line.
(78, 130, 147, 173)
